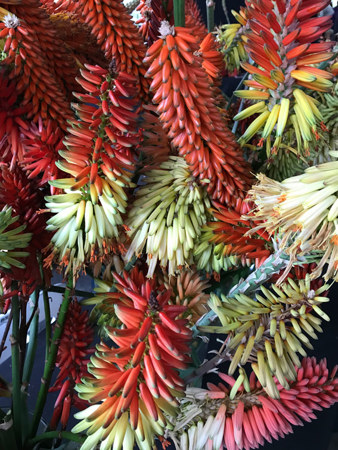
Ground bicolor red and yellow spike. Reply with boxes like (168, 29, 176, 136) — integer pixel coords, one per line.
(219, 0, 335, 156)
(72, 267, 191, 449)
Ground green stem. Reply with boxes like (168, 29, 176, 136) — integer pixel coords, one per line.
(21, 289, 40, 443)
(38, 256, 51, 358)
(206, 0, 215, 32)
(26, 431, 85, 448)
(173, 0, 185, 27)
(10, 284, 22, 448)
(29, 272, 73, 439)
(42, 288, 51, 359)
(22, 289, 39, 385)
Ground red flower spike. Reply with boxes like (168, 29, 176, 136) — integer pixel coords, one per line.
(21, 118, 64, 193)
(208, 199, 271, 261)
(145, 22, 252, 206)
(184, 0, 208, 42)
(49, 300, 94, 430)
(47, 12, 107, 68)
(175, 358, 338, 450)
(0, 70, 30, 167)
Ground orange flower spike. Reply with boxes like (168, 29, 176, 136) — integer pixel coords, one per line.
(145, 21, 252, 206)
(0, 2, 75, 130)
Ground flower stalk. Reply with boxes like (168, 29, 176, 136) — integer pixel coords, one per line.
(206, 0, 215, 32)
(22, 288, 39, 385)
(10, 283, 21, 448)
(29, 272, 73, 439)
(174, 0, 185, 27)
(26, 431, 85, 447)
(38, 257, 51, 359)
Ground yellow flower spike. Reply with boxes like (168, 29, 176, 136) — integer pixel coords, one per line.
(233, 101, 267, 121)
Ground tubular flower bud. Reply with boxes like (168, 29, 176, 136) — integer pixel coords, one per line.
(144, 22, 252, 206)
(200, 276, 331, 398)
(72, 268, 191, 450)
(169, 358, 338, 450)
(125, 156, 212, 277)
(247, 158, 338, 281)
(226, 0, 335, 155)
(49, 300, 94, 429)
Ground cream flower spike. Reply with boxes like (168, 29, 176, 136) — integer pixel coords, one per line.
(247, 158, 338, 281)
